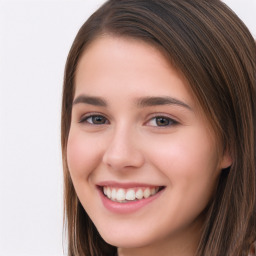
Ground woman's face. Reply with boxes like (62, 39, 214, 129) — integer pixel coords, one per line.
(67, 36, 231, 254)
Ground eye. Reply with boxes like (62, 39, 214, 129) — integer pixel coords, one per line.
(147, 116, 177, 127)
(79, 114, 109, 125)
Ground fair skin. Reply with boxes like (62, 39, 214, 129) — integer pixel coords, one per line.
(67, 35, 232, 256)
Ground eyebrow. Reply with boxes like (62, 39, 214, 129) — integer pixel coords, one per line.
(73, 95, 107, 107)
(72, 94, 192, 110)
(136, 96, 192, 110)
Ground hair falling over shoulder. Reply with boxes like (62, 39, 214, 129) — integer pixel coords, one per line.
(61, 0, 256, 255)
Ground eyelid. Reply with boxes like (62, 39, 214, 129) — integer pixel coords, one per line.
(78, 112, 110, 124)
(145, 113, 179, 127)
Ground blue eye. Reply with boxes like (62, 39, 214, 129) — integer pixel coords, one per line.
(80, 115, 109, 125)
(147, 116, 177, 127)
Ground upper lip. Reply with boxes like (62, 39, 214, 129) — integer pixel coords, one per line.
(96, 181, 165, 189)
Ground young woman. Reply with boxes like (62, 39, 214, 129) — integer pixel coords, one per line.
(61, 0, 256, 255)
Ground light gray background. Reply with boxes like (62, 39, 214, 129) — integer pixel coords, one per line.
(0, 1, 255, 255)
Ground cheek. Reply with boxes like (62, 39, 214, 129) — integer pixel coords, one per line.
(67, 130, 103, 178)
(146, 127, 220, 199)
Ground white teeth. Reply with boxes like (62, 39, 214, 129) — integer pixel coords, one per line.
(135, 189, 143, 200)
(143, 188, 151, 198)
(125, 189, 136, 200)
(103, 187, 161, 202)
(111, 188, 117, 201)
(116, 188, 126, 201)
(107, 187, 111, 199)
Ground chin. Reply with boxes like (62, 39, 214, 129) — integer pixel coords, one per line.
(99, 229, 154, 249)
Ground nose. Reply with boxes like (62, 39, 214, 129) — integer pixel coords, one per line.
(102, 126, 145, 171)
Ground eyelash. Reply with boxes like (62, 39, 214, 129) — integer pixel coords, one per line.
(146, 115, 178, 127)
(79, 113, 109, 125)
(79, 113, 178, 127)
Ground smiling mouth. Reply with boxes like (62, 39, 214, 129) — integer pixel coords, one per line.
(100, 186, 165, 203)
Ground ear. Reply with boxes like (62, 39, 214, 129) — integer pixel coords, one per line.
(220, 149, 233, 169)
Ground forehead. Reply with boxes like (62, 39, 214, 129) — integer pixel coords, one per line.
(75, 35, 194, 101)
(76, 35, 173, 79)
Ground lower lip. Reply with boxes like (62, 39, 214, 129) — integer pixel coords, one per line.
(98, 187, 165, 214)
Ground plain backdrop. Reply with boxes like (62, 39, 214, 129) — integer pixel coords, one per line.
(0, 1, 255, 255)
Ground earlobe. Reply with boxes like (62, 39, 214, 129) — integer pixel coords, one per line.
(220, 150, 233, 169)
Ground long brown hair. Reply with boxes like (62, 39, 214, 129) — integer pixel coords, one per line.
(61, 0, 256, 255)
